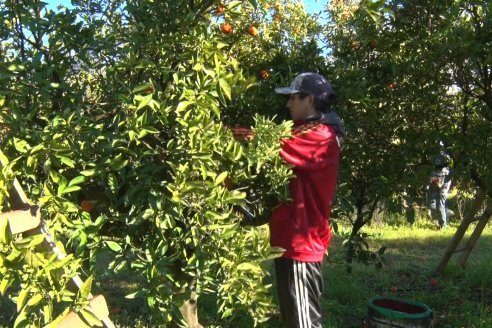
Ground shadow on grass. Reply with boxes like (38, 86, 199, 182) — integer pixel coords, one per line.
(321, 222, 492, 328)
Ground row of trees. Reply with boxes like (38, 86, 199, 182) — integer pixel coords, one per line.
(1, 0, 490, 326)
(328, 0, 491, 266)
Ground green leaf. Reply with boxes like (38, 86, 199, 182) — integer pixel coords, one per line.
(0, 217, 12, 244)
(107, 174, 118, 194)
(45, 308, 70, 328)
(57, 156, 75, 168)
(17, 288, 29, 312)
(0, 275, 12, 295)
(13, 312, 27, 328)
(125, 289, 147, 299)
(78, 308, 103, 327)
(27, 293, 43, 307)
(233, 144, 243, 161)
(228, 1, 242, 10)
(265, 246, 286, 260)
(29, 143, 45, 154)
(247, 0, 257, 9)
(236, 262, 261, 273)
(43, 303, 53, 324)
(105, 241, 122, 252)
(80, 169, 95, 176)
(177, 101, 194, 113)
(132, 82, 153, 93)
(0, 150, 9, 165)
(60, 185, 81, 195)
(365, 8, 381, 25)
(68, 175, 86, 187)
(137, 94, 153, 110)
(205, 211, 228, 221)
(221, 308, 233, 319)
(219, 78, 231, 101)
(225, 191, 246, 204)
(214, 171, 229, 186)
(200, 164, 207, 180)
(78, 276, 93, 302)
(13, 138, 30, 153)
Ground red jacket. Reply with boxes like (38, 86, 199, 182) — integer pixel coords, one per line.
(270, 120, 340, 262)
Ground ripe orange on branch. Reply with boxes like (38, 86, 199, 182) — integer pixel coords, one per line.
(215, 5, 225, 14)
(221, 22, 233, 34)
(258, 69, 270, 80)
(81, 200, 93, 212)
(247, 25, 258, 37)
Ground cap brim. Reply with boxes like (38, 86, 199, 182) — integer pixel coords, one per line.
(275, 87, 300, 95)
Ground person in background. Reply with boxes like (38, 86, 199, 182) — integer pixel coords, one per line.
(270, 72, 344, 328)
(427, 143, 453, 229)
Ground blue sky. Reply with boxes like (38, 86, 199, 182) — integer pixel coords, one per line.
(304, 0, 328, 14)
(47, 1, 328, 14)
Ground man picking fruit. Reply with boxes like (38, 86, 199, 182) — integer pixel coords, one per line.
(272, 72, 344, 328)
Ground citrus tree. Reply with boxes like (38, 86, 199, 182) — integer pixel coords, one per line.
(325, 0, 491, 268)
(0, 0, 327, 326)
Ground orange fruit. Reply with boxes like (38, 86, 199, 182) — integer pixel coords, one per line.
(390, 286, 398, 294)
(247, 25, 258, 37)
(215, 6, 225, 14)
(370, 39, 378, 49)
(387, 82, 396, 90)
(430, 278, 439, 286)
(81, 200, 93, 212)
(259, 69, 270, 80)
(221, 23, 233, 34)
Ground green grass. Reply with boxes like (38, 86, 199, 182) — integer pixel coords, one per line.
(315, 216, 492, 328)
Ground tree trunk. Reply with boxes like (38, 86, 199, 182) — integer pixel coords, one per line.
(434, 189, 486, 276)
(346, 199, 366, 268)
(457, 197, 492, 267)
(179, 291, 203, 328)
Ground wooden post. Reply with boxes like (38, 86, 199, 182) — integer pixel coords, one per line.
(433, 189, 486, 276)
(58, 295, 112, 328)
(457, 197, 492, 268)
(9, 177, 31, 209)
(0, 207, 41, 234)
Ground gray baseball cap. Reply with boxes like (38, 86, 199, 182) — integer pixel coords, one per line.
(275, 72, 336, 103)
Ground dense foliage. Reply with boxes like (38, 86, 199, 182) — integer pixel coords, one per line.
(0, 0, 490, 326)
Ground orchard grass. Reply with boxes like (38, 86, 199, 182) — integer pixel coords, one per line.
(317, 214, 492, 328)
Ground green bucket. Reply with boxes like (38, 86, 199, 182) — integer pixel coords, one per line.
(367, 296, 433, 328)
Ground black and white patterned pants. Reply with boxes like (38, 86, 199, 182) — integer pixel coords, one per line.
(274, 258, 324, 328)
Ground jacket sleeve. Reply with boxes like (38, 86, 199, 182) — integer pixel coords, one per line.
(280, 125, 339, 171)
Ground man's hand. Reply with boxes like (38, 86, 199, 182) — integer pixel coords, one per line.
(230, 127, 254, 141)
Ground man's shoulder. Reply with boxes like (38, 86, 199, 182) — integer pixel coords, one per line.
(292, 121, 333, 137)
